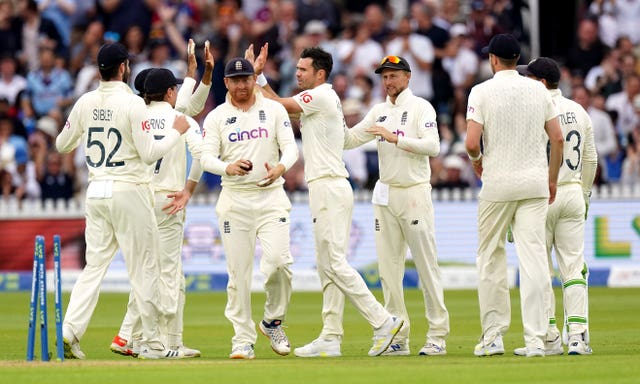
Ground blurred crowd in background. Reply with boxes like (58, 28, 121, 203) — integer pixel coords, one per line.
(0, 0, 639, 206)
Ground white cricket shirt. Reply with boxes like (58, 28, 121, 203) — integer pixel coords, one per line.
(345, 88, 440, 187)
(146, 101, 203, 192)
(466, 70, 559, 201)
(56, 81, 180, 184)
(293, 83, 349, 182)
(200, 92, 298, 190)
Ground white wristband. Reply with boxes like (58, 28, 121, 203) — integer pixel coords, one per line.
(256, 73, 268, 87)
(468, 152, 482, 161)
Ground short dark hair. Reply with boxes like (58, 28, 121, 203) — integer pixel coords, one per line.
(300, 47, 333, 80)
(98, 64, 121, 81)
(496, 56, 519, 68)
(144, 91, 167, 104)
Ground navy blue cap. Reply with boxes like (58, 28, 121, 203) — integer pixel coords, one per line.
(481, 34, 521, 59)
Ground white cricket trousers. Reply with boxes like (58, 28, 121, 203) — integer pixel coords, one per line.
(545, 183, 588, 338)
(63, 181, 164, 349)
(216, 187, 293, 348)
(476, 197, 551, 350)
(308, 177, 389, 339)
(118, 191, 187, 347)
(374, 183, 449, 346)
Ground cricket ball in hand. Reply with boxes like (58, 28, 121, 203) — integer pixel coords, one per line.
(243, 160, 253, 171)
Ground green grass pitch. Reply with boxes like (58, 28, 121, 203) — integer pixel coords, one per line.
(1, 287, 639, 383)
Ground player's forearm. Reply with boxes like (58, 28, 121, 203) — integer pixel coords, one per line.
(175, 77, 196, 114)
(187, 158, 203, 183)
(397, 135, 439, 156)
(200, 153, 229, 176)
(187, 82, 211, 116)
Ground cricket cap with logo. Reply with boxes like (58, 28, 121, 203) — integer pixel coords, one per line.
(516, 57, 561, 84)
(144, 68, 183, 94)
(97, 42, 130, 70)
(375, 55, 411, 74)
(224, 58, 255, 77)
(481, 33, 520, 59)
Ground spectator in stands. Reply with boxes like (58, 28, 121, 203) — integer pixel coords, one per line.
(303, 20, 342, 76)
(433, 154, 470, 190)
(605, 73, 640, 142)
(331, 71, 351, 101)
(351, 73, 383, 111)
(610, 0, 640, 45)
(363, 3, 392, 45)
(386, 16, 435, 101)
(0, 0, 22, 58)
(0, 55, 27, 107)
(584, 47, 622, 98)
(121, 25, 148, 66)
(130, 38, 185, 89)
(18, 0, 65, 71)
(337, 20, 383, 81)
(295, 0, 339, 36)
(410, 1, 453, 116)
(96, 0, 156, 43)
(21, 48, 74, 122)
(37, 0, 76, 52)
(566, 17, 606, 79)
(620, 124, 640, 185)
(442, 23, 479, 119)
(69, 20, 104, 75)
(38, 149, 74, 204)
(467, 0, 505, 57)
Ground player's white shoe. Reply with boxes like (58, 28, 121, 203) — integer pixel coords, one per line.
(368, 316, 404, 357)
(419, 342, 447, 356)
(110, 335, 134, 357)
(172, 345, 201, 358)
(382, 342, 410, 356)
(514, 336, 563, 356)
(229, 344, 255, 359)
(568, 335, 592, 355)
(138, 346, 185, 359)
(294, 337, 341, 357)
(63, 336, 86, 360)
(474, 334, 504, 357)
(259, 319, 290, 356)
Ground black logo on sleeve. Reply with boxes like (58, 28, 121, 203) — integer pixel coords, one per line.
(376, 116, 387, 123)
(411, 220, 419, 225)
(375, 218, 380, 231)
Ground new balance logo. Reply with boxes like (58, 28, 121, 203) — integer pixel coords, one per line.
(278, 217, 287, 223)
(376, 116, 387, 122)
(225, 117, 237, 125)
(411, 220, 419, 225)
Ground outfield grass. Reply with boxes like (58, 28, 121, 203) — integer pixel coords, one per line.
(1, 287, 639, 383)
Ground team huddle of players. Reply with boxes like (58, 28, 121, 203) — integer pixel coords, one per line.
(56, 33, 595, 360)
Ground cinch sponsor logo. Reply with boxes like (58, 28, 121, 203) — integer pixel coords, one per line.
(228, 127, 269, 142)
(425, 121, 437, 128)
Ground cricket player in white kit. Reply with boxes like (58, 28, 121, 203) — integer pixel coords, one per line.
(344, 55, 450, 356)
(56, 43, 190, 360)
(110, 68, 206, 358)
(465, 34, 564, 357)
(111, 41, 214, 359)
(252, 44, 403, 357)
(199, 58, 298, 359)
(514, 57, 597, 356)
